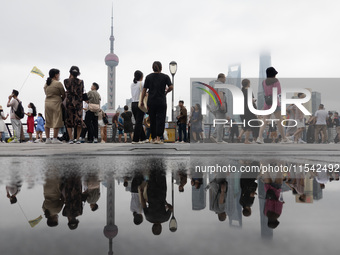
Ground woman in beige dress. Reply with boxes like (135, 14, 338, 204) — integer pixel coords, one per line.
(44, 69, 66, 144)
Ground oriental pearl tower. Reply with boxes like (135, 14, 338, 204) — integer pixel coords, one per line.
(105, 6, 119, 113)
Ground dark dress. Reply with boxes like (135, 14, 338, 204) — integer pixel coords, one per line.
(64, 78, 84, 128)
(121, 111, 133, 133)
(191, 111, 203, 133)
(62, 173, 83, 220)
(144, 170, 171, 224)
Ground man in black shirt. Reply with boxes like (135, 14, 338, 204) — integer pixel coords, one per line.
(141, 61, 173, 144)
(140, 169, 172, 235)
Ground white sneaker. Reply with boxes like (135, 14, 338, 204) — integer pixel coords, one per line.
(287, 135, 294, 141)
(131, 141, 138, 144)
(144, 139, 150, 143)
(280, 138, 294, 144)
(298, 139, 307, 144)
(45, 138, 52, 144)
(175, 141, 180, 143)
(138, 141, 145, 144)
(69, 140, 74, 144)
(52, 139, 63, 144)
(256, 137, 264, 144)
(211, 137, 217, 143)
(180, 141, 185, 144)
(28, 140, 33, 143)
(76, 140, 81, 144)
(217, 140, 228, 144)
(34, 139, 40, 143)
(94, 138, 98, 143)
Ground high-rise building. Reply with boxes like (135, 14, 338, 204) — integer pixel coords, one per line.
(225, 64, 241, 119)
(311, 91, 322, 115)
(105, 7, 119, 114)
(258, 52, 271, 110)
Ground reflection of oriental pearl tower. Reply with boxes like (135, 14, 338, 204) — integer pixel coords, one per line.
(103, 175, 118, 255)
(105, 7, 119, 113)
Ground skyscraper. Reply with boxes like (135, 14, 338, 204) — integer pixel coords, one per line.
(105, 7, 119, 113)
(258, 52, 271, 110)
(311, 91, 321, 115)
(225, 64, 241, 119)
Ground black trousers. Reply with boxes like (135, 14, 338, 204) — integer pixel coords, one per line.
(148, 104, 167, 139)
(85, 111, 98, 141)
(132, 102, 146, 142)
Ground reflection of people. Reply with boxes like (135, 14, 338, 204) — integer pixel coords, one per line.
(83, 174, 101, 212)
(42, 171, 64, 227)
(61, 172, 84, 230)
(6, 170, 22, 204)
(209, 177, 228, 221)
(6, 182, 21, 204)
(176, 170, 187, 192)
(261, 171, 284, 229)
(140, 169, 172, 235)
(130, 172, 144, 225)
(239, 172, 258, 217)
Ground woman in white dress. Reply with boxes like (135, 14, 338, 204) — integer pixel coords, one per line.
(0, 105, 9, 143)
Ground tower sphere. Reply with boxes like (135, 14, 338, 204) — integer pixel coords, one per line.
(105, 53, 119, 67)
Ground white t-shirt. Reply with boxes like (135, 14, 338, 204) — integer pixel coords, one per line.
(83, 101, 88, 121)
(28, 108, 33, 114)
(131, 81, 143, 102)
(130, 193, 142, 213)
(315, 109, 328, 125)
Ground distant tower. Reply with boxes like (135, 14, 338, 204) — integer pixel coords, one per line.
(226, 64, 241, 119)
(103, 175, 118, 255)
(105, 6, 119, 113)
(257, 52, 271, 110)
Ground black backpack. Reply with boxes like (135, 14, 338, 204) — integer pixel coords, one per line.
(14, 100, 25, 119)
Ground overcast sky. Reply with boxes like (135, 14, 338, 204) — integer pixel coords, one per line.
(1, 0, 340, 118)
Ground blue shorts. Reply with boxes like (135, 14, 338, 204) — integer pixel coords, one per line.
(118, 129, 124, 135)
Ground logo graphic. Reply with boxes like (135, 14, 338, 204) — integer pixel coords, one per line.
(195, 82, 222, 107)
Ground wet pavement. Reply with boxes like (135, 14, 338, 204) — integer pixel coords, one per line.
(0, 145, 339, 255)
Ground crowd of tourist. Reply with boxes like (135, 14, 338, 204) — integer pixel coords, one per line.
(1, 65, 339, 145)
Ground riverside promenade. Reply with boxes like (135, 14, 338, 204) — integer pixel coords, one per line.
(0, 143, 339, 163)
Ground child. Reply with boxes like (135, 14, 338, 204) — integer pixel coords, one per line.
(26, 103, 37, 143)
(144, 114, 150, 142)
(0, 105, 9, 143)
(35, 113, 45, 143)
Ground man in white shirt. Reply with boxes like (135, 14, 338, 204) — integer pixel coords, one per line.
(6, 89, 22, 143)
(313, 104, 328, 143)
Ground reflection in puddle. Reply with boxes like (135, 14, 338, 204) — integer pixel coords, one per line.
(0, 157, 339, 254)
